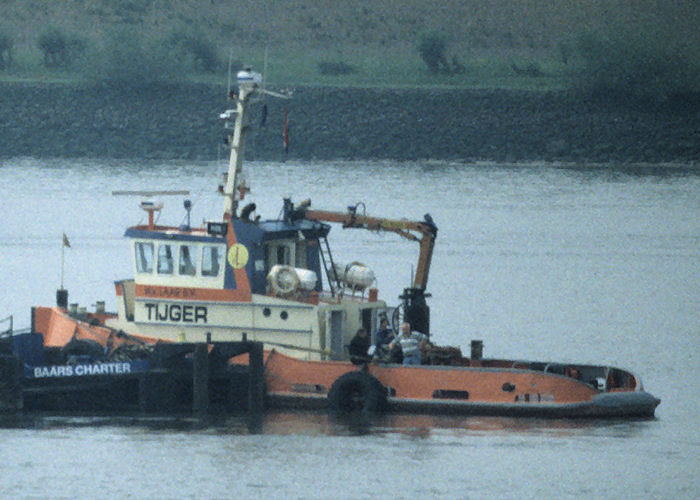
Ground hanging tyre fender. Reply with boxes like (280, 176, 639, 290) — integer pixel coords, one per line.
(61, 338, 105, 364)
(107, 343, 153, 362)
(327, 370, 387, 414)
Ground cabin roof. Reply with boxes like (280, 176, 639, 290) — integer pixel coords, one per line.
(124, 226, 225, 243)
(124, 218, 330, 243)
(256, 219, 330, 239)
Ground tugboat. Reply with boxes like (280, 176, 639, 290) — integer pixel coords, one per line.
(14, 69, 659, 418)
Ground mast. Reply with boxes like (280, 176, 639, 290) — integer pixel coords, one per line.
(220, 68, 290, 219)
(221, 69, 262, 218)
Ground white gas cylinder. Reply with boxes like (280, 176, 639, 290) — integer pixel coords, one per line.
(332, 262, 376, 290)
(268, 265, 317, 295)
(295, 268, 318, 291)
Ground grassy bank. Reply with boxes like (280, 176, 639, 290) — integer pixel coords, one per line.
(1, 1, 699, 97)
(0, 41, 570, 91)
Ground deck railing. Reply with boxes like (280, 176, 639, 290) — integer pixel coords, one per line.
(0, 315, 13, 353)
(0, 314, 12, 336)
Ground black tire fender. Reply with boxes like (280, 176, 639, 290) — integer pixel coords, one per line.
(107, 343, 153, 362)
(327, 371, 387, 414)
(61, 338, 105, 363)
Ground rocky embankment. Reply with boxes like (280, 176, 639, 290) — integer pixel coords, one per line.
(1, 83, 698, 163)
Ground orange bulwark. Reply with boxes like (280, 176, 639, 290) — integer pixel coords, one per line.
(259, 350, 658, 418)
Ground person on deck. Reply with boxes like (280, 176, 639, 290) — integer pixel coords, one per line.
(348, 328, 371, 365)
(375, 318, 394, 353)
(389, 322, 428, 365)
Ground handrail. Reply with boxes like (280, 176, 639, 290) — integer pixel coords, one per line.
(0, 314, 13, 338)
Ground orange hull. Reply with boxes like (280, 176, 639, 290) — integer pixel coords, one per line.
(31, 306, 660, 418)
(263, 350, 595, 403)
(257, 350, 659, 418)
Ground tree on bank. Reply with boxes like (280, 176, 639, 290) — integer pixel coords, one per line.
(417, 31, 465, 75)
(167, 27, 219, 73)
(0, 32, 12, 70)
(38, 28, 67, 66)
(38, 27, 86, 68)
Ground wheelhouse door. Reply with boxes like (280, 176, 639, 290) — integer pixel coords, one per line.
(326, 310, 344, 361)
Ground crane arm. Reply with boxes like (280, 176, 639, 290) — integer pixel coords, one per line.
(301, 208, 438, 290)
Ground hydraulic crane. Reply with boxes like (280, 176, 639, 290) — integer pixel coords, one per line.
(287, 200, 438, 335)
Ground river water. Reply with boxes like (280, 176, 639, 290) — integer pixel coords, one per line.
(0, 158, 698, 498)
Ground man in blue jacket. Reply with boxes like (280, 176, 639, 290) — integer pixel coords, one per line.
(375, 318, 394, 350)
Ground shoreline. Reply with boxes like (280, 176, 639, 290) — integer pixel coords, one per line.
(1, 82, 698, 164)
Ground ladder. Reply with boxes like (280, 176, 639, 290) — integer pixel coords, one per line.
(318, 237, 341, 297)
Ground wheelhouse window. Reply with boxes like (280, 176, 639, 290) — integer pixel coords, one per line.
(135, 242, 154, 273)
(295, 240, 307, 267)
(267, 240, 294, 268)
(157, 244, 174, 274)
(201, 245, 223, 277)
(179, 245, 198, 276)
(277, 246, 291, 265)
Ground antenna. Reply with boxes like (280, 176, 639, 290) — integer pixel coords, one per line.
(262, 46, 269, 90)
(227, 47, 234, 97)
(183, 199, 192, 230)
(260, 46, 269, 127)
